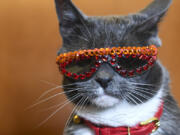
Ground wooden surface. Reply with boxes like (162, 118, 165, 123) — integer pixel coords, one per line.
(0, 0, 180, 135)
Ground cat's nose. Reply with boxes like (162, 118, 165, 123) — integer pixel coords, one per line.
(95, 64, 113, 88)
(95, 77, 112, 88)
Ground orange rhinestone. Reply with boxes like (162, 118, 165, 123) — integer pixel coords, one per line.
(88, 50, 94, 56)
(63, 53, 67, 57)
(105, 48, 111, 55)
(123, 48, 129, 55)
(94, 48, 100, 56)
(146, 48, 151, 55)
(66, 52, 71, 61)
(110, 47, 117, 55)
(136, 47, 141, 55)
(150, 45, 157, 49)
(132, 47, 137, 55)
(127, 47, 133, 55)
(79, 50, 84, 55)
(130, 49, 134, 55)
(116, 47, 122, 55)
(70, 51, 76, 60)
(99, 48, 105, 55)
(151, 48, 158, 55)
(68, 52, 75, 59)
(84, 50, 89, 57)
(149, 45, 158, 55)
(73, 51, 78, 55)
(116, 47, 121, 55)
(61, 53, 67, 62)
(59, 54, 63, 60)
(141, 47, 147, 55)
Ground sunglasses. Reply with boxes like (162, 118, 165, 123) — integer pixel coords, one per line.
(56, 45, 158, 80)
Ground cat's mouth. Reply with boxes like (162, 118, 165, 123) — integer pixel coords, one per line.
(91, 94, 120, 108)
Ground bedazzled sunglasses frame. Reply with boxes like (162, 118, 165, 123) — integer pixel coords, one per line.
(56, 45, 158, 80)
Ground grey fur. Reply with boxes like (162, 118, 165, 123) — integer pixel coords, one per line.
(54, 0, 180, 134)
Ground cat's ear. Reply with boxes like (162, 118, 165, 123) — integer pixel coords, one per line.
(133, 0, 172, 46)
(55, 0, 87, 35)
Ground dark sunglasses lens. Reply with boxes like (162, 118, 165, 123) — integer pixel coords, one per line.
(64, 56, 96, 75)
(118, 56, 148, 69)
(116, 55, 155, 76)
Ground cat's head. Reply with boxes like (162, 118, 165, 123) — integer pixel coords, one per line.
(55, 0, 172, 108)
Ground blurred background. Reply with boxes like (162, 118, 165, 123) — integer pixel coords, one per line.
(0, 0, 180, 135)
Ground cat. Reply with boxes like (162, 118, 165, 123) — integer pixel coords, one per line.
(54, 0, 180, 135)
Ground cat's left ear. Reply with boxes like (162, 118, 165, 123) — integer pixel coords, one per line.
(133, 0, 173, 46)
(55, 0, 87, 35)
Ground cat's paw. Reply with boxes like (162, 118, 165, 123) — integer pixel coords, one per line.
(64, 125, 94, 135)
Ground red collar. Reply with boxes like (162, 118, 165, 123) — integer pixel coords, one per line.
(81, 102, 163, 135)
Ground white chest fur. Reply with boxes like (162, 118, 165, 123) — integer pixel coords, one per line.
(76, 89, 163, 127)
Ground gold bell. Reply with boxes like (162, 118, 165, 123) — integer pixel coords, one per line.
(73, 115, 81, 124)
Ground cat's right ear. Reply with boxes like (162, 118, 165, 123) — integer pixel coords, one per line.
(55, 0, 87, 35)
(132, 0, 172, 47)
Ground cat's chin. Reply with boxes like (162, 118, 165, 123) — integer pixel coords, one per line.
(91, 95, 120, 108)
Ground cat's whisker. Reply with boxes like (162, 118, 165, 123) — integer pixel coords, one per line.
(131, 90, 151, 101)
(36, 82, 80, 101)
(123, 94, 131, 104)
(74, 97, 87, 124)
(133, 86, 158, 92)
(126, 92, 139, 105)
(38, 94, 80, 112)
(36, 86, 64, 102)
(25, 88, 83, 111)
(76, 97, 89, 116)
(135, 87, 157, 92)
(134, 89, 156, 98)
(40, 80, 58, 86)
(128, 91, 144, 104)
(133, 87, 156, 92)
(132, 89, 152, 98)
(120, 90, 126, 100)
(65, 96, 86, 128)
(76, 97, 88, 114)
(129, 82, 156, 87)
(35, 94, 82, 128)
(82, 97, 89, 111)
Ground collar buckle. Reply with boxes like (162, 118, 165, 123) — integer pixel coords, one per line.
(140, 117, 160, 133)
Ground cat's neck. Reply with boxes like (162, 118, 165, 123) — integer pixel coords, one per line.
(76, 89, 163, 127)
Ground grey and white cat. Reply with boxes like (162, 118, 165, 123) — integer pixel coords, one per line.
(54, 0, 180, 134)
